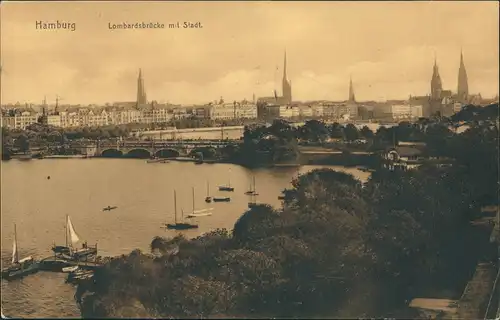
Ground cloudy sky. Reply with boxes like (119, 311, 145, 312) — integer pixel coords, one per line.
(1, 1, 498, 105)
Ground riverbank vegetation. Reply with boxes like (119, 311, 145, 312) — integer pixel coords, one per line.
(230, 103, 498, 167)
(74, 105, 498, 318)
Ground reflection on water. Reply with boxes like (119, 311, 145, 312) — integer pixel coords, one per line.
(1, 159, 369, 318)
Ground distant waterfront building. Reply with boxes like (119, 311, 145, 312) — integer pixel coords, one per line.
(391, 103, 423, 120)
(279, 105, 299, 119)
(298, 105, 314, 118)
(208, 100, 257, 120)
(1, 109, 40, 130)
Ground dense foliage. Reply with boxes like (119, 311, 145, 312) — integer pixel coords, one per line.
(74, 105, 498, 318)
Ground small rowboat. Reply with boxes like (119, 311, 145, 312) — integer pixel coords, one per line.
(62, 266, 79, 273)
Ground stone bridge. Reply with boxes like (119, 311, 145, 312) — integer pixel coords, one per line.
(84, 140, 241, 158)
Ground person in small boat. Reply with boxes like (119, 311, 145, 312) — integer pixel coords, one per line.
(82, 241, 87, 249)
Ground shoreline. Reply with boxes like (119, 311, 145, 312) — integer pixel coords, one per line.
(3, 154, 378, 169)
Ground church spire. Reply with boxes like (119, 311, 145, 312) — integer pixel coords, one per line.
(283, 50, 287, 81)
(457, 49, 469, 102)
(431, 54, 442, 100)
(282, 50, 292, 104)
(137, 68, 147, 105)
(348, 75, 356, 103)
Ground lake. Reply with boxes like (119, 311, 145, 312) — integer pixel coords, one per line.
(0, 159, 370, 318)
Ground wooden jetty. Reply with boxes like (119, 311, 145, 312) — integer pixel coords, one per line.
(39, 256, 103, 272)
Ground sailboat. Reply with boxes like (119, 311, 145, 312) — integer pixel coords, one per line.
(218, 168, 235, 192)
(205, 181, 212, 203)
(1, 224, 39, 280)
(186, 187, 213, 218)
(245, 175, 259, 196)
(164, 190, 199, 230)
(248, 177, 259, 208)
(51, 215, 97, 260)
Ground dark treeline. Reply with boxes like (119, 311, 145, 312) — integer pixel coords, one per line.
(232, 103, 499, 166)
(74, 105, 498, 318)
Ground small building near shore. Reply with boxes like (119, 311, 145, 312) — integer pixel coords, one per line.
(382, 145, 425, 171)
(381, 141, 454, 171)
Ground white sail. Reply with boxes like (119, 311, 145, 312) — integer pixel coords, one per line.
(67, 216, 80, 245)
(187, 211, 213, 218)
(11, 239, 17, 264)
(193, 208, 213, 214)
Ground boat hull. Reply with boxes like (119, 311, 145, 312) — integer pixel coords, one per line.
(2, 262, 39, 280)
(52, 245, 97, 261)
(218, 187, 234, 192)
(213, 198, 231, 202)
(62, 266, 79, 273)
(52, 245, 71, 255)
(66, 270, 94, 284)
(165, 223, 199, 230)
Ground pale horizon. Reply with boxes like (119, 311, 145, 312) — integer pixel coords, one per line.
(1, 1, 498, 105)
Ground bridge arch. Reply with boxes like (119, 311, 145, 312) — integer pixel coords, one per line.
(155, 148, 180, 158)
(101, 149, 124, 158)
(189, 147, 218, 159)
(125, 148, 152, 159)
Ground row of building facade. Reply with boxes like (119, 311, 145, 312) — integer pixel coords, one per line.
(2, 51, 497, 130)
(0, 99, 427, 130)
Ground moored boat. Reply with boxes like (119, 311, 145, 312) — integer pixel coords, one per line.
(51, 215, 98, 260)
(218, 168, 235, 192)
(66, 269, 94, 284)
(205, 181, 212, 203)
(213, 197, 231, 202)
(245, 176, 259, 196)
(185, 187, 213, 219)
(162, 190, 199, 230)
(1, 224, 40, 280)
(62, 265, 79, 273)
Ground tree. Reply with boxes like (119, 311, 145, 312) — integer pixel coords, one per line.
(15, 134, 30, 153)
(360, 126, 374, 139)
(343, 124, 359, 141)
(299, 120, 329, 142)
(233, 205, 280, 246)
(329, 122, 343, 139)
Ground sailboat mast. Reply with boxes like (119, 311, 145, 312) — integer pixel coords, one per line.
(192, 187, 195, 212)
(207, 181, 210, 197)
(253, 175, 256, 192)
(65, 214, 68, 247)
(14, 224, 19, 263)
(174, 190, 177, 224)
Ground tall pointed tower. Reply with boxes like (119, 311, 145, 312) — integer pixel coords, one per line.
(282, 51, 292, 104)
(137, 69, 147, 105)
(430, 56, 443, 101)
(348, 76, 356, 103)
(457, 50, 469, 103)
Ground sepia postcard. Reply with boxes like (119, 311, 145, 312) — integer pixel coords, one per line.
(0, 1, 499, 319)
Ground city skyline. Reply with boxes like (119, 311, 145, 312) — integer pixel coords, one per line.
(1, 1, 498, 105)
